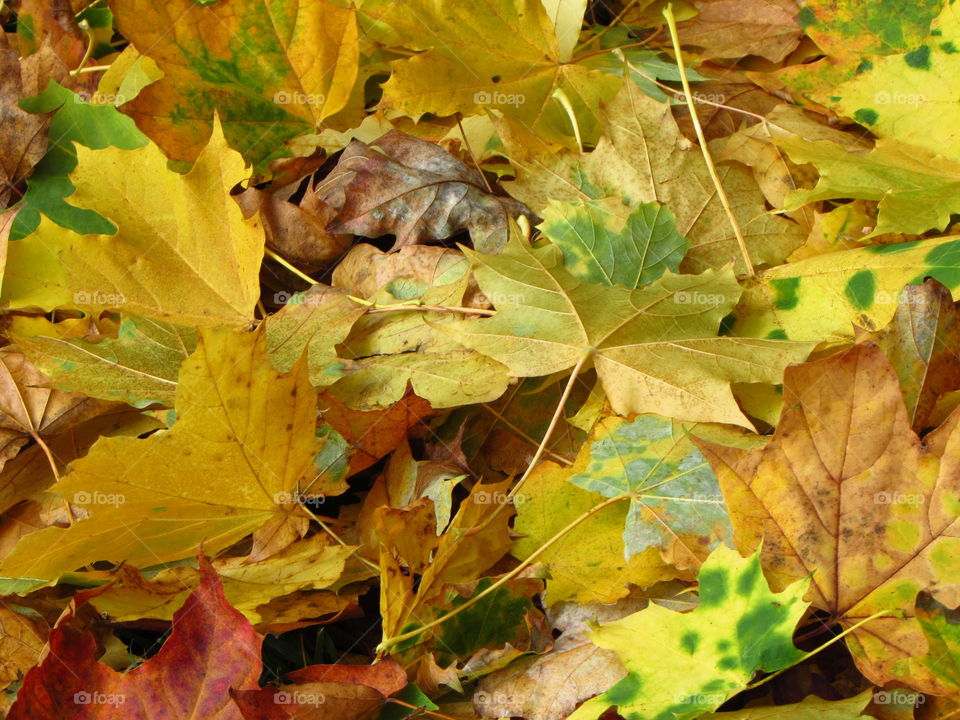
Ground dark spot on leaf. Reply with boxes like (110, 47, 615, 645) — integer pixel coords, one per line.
(605, 672, 642, 704)
(796, 6, 817, 28)
(770, 278, 801, 310)
(854, 108, 879, 126)
(680, 631, 700, 654)
(904, 45, 931, 69)
(844, 270, 876, 309)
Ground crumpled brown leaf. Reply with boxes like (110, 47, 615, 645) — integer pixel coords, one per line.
(675, 0, 803, 62)
(316, 130, 535, 252)
(0, 349, 122, 475)
(0, 35, 49, 209)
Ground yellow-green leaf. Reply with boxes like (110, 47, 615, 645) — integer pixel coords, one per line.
(2, 119, 264, 327)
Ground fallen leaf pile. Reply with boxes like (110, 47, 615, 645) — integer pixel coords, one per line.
(1, 0, 960, 719)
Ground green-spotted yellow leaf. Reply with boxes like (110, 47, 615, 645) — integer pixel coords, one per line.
(568, 544, 809, 720)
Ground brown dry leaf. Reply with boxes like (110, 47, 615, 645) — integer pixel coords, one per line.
(0, 349, 121, 476)
(0, 602, 48, 689)
(237, 183, 353, 276)
(675, 0, 803, 62)
(320, 390, 434, 476)
(869, 279, 960, 434)
(697, 341, 960, 694)
(316, 130, 535, 252)
(0, 35, 49, 209)
(0, 407, 160, 515)
(472, 600, 654, 720)
(331, 243, 477, 304)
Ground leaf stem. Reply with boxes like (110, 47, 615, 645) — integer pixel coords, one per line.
(480, 403, 573, 466)
(72, 64, 112, 76)
(298, 504, 380, 574)
(509, 352, 590, 500)
(69, 21, 97, 77)
(264, 247, 318, 285)
(376, 490, 630, 653)
(744, 608, 896, 692)
(662, 4, 755, 277)
(386, 698, 461, 720)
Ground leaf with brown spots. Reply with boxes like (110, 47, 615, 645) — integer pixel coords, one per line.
(697, 341, 960, 694)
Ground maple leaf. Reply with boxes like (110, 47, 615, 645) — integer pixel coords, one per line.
(568, 544, 809, 720)
(697, 342, 960, 693)
(473, 600, 641, 720)
(538, 198, 690, 288)
(15, 315, 198, 408)
(674, 0, 803, 62)
(316, 131, 534, 252)
(443, 231, 814, 427)
(513, 458, 690, 606)
(0, 602, 47, 690)
(567, 413, 732, 562)
(331, 273, 511, 410)
(0, 326, 341, 581)
(8, 555, 263, 720)
(111, 0, 359, 165)
(3, 117, 264, 326)
(230, 659, 407, 720)
(504, 81, 805, 274)
(265, 285, 366, 387)
(11, 79, 146, 240)
(366, 0, 621, 147)
(734, 235, 960, 341)
(795, 2, 960, 164)
(88, 534, 356, 625)
(0, 349, 120, 474)
(870, 279, 960, 433)
(331, 243, 474, 302)
(777, 136, 960, 237)
(699, 692, 876, 720)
